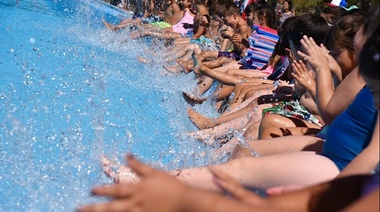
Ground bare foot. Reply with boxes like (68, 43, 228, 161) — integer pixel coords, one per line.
(101, 155, 139, 183)
(114, 166, 139, 183)
(163, 51, 177, 62)
(101, 155, 114, 179)
(164, 65, 181, 75)
(130, 30, 142, 39)
(187, 108, 214, 129)
(177, 59, 193, 73)
(185, 131, 215, 146)
(182, 92, 208, 106)
(192, 54, 203, 75)
(137, 56, 148, 63)
(195, 75, 208, 84)
(102, 19, 117, 31)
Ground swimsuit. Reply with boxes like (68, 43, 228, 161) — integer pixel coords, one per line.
(262, 100, 323, 127)
(322, 86, 378, 171)
(217, 51, 242, 61)
(142, 15, 164, 24)
(172, 10, 194, 35)
(190, 35, 220, 51)
(267, 56, 290, 80)
(151, 21, 171, 30)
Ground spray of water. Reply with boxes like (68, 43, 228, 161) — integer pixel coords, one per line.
(0, 0, 216, 210)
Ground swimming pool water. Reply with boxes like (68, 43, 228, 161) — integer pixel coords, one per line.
(0, 0, 215, 210)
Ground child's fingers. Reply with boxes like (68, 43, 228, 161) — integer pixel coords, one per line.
(126, 154, 154, 177)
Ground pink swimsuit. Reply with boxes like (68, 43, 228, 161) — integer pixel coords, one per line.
(172, 10, 194, 35)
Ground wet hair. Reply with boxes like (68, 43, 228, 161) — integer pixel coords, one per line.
(361, 4, 379, 38)
(359, 25, 379, 81)
(325, 11, 367, 54)
(359, 6, 380, 80)
(224, 4, 240, 17)
(212, 3, 228, 17)
(321, 5, 347, 24)
(208, 0, 233, 16)
(244, 2, 256, 15)
(288, 13, 331, 49)
(202, 14, 211, 27)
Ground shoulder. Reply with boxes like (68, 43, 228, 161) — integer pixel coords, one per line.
(171, 2, 180, 10)
(240, 25, 252, 36)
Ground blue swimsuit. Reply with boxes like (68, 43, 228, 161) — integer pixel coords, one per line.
(322, 86, 378, 171)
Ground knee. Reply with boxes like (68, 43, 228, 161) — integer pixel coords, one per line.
(226, 69, 234, 75)
(258, 114, 290, 138)
(230, 145, 253, 160)
(243, 90, 257, 100)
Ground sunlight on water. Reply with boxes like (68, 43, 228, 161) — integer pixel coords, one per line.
(0, 0, 217, 210)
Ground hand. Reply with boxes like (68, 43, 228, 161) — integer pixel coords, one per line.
(274, 80, 294, 94)
(222, 27, 235, 39)
(231, 33, 243, 43)
(266, 184, 305, 196)
(297, 36, 329, 73)
(77, 155, 188, 212)
(291, 60, 316, 92)
(208, 167, 264, 206)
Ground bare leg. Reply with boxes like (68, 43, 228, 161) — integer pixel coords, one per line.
(174, 151, 339, 191)
(182, 92, 208, 106)
(228, 84, 274, 111)
(102, 19, 118, 31)
(187, 98, 267, 129)
(193, 77, 215, 96)
(213, 133, 323, 160)
(186, 111, 259, 145)
(260, 126, 321, 139)
(177, 58, 194, 73)
(226, 68, 270, 79)
(192, 62, 241, 96)
(187, 104, 270, 145)
(213, 84, 234, 100)
(258, 114, 322, 139)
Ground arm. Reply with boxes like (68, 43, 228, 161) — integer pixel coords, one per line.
(298, 36, 366, 124)
(299, 91, 319, 116)
(192, 25, 206, 39)
(170, 2, 181, 14)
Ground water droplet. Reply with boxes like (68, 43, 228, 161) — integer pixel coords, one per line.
(29, 38, 35, 44)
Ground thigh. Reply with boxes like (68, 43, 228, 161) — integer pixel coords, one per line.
(229, 152, 339, 189)
(260, 126, 321, 139)
(231, 135, 323, 158)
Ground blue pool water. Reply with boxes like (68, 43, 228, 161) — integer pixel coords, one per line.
(0, 0, 215, 210)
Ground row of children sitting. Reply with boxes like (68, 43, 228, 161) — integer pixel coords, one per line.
(95, 0, 379, 209)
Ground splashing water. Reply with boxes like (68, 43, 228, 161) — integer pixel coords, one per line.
(0, 0, 216, 210)
(234, 131, 260, 157)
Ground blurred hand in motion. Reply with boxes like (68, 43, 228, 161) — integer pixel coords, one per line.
(77, 155, 187, 212)
(208, 166, 265, 206)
